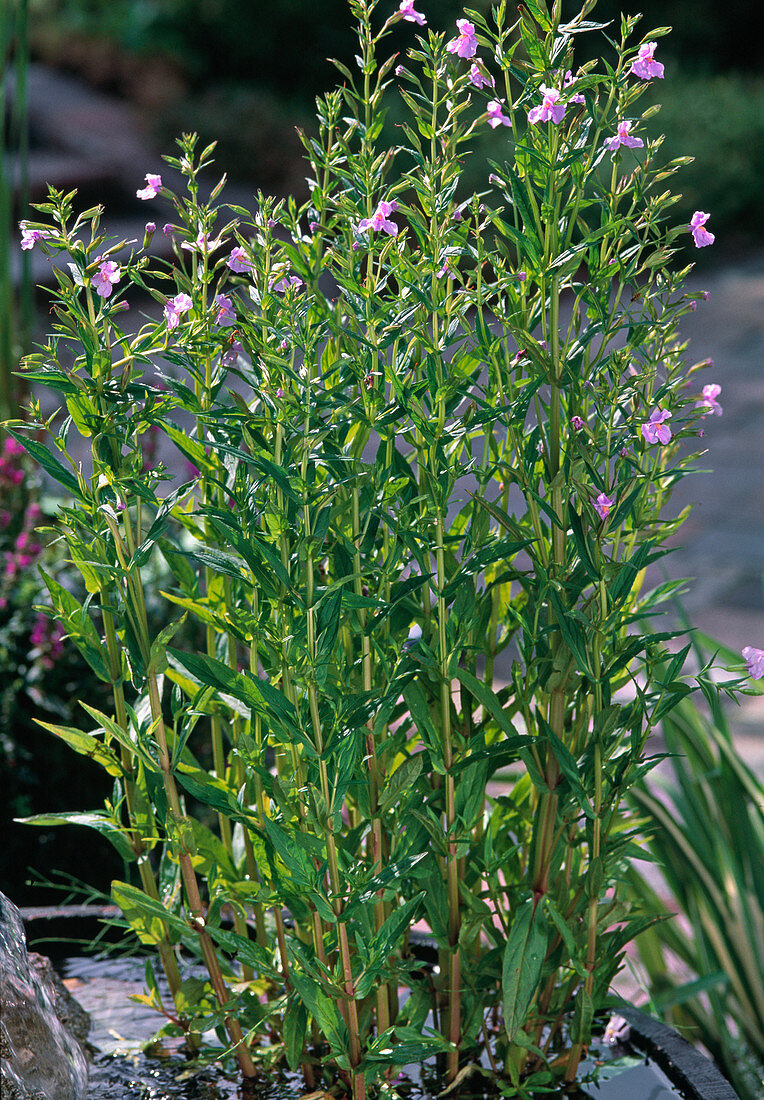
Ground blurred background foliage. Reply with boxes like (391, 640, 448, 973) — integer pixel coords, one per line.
(26, 0, 764, 252)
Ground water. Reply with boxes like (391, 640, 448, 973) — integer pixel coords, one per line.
(0, 891, 89, 1100)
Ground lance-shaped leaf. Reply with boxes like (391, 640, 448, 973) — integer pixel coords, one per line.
(502, 900, 548, 1042)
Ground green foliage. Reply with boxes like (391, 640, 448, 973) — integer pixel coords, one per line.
(6, 0, 727, 1094)
(628, 636, 764, 1100)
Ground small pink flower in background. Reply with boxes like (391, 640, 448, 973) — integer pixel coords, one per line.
(145, 221, 156, 234)
(630, 41, 664, 80)
(165, 292, 193, 330)
(20, 223, 50, 250)
(358, 200, 399, 236)
(516, 270, 527, 282)
(447, 19, 477, 59)
(486, 100, 512, 128)
(696, 383, 722, 416)
(398, 0, 426, 25)
(604, 120, 644, 151)
(690, 211, 715, 248)
(437, 261, 451, 278)
(641, 407, 672, 445)
(136, 173, 161, 200)
(93, 259, 121, 298)
(571, 415, 585, 431)
(182, 228, 225, 254)
(214, 294, 237, 327)
(163, 223, 174, 236)
(221, 340, 243, 367)
(702, 290, 710, 300)
(469, 63, 493, 89)
(593, 492, 615, 520)
(562, 70, 585, 104)
(743, 646, 764, 679)
(269, 272, 304, 293)
(528, 86, 566, 125)
(227, 246, 252, 273)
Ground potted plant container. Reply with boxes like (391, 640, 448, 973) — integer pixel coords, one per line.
(7, 0, 742, 1097)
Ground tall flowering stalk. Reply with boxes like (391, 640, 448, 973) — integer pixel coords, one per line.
(8, 0, 726, 1094)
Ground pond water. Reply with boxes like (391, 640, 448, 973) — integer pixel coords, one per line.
(58, 956, 684, 1100)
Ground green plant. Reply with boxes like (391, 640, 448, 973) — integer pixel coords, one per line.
(7, 1, 725, 1095)
(628, 634, 764, 1100)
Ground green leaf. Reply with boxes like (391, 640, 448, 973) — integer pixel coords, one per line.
(19, 811, 137, 863)
(111, 879, 187, 946)
(33, 720, 123, 777)
(283, 996, 309, 1070)
(288, 967, 348, 1054)
(453, 667, 521, 741)
(502, 900, 548, 1042)
(379, 752, 424, 813)
(7, 431, 83, 498)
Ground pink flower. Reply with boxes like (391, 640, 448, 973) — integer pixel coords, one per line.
(486, 100, 512, 129)
(696, 383, 722, 416)
(398, 0, 426, 25)
(165, 292, 193, 330)
(93, 260, 121, 298)
(214, 294, 237, 327)
(181, 229, 224, 254)
(221, 340, 243, 367)
(358, 199, 399, 236)
(630, 42, 664, 81)
(528, 85, 566, 125)
(690, 211, 715, 248)
(641, 407, 672, 445)
(447, 19, 477, 59)
(269, 272, 304, 293)
(604, 120, 644, 151)
(571, 415, 585, 431)
(227, 246, 252, 273)
(743, 646, 764, 679)
(593, 492, 615, 520)
(163, 223, 174, 236)
(469, 63, 494, 89)
(136, 173, 162, 200)
(19, 222, 51, 250)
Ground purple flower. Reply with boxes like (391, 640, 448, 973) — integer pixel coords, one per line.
(641, 407, 672, 445)
(136, 173, 162, 200)
(447, 19, 477, 59)
(19, 223, 51, 250)
(593, 492, 615, 520)
(528, 86, 566, 125)
(630, 42, 664, 81)
(145, 221, 156, 235)
(398, 0, 426, 24)
(163, 223, 175, 236)
(690, 211, 715, 248)
(743, 646, 764, 679)
(181, 228, 225, 254)
(516, 270, 527, 282)
(702, 290, 710, 301)
(269, 272, 304, 293)
(214, 293, 237, 327)
(696, 383, 722, 416)
(227, 246, 252, 273)
(604, 120, 644, 151)
(469, 63, 494, 89)
(358, 200, 399, 236)
(165, 292, 193, 331)
(93, 259, 121, 299)
(221, 340, 243, 367)
(486, 99, 512, 129)
(571, 415, 585, 431)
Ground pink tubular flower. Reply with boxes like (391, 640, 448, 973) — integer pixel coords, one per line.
(469, 63, 494, 89)
(358, 200, 399, 236)
(269, 273, 303, 293)
(165, 292, 193, 331)
(447, 19, 477, 59)
(593, 492, 615, 520)
(486, 100, 512, 129)
(398, 0, 426, 25)
(743, 646, 764, 679)
(630, 41, 664, 80)
(690, 211, 715, 248)
(227, 246, 252, 273)
(528, 85, 566, 125)
(571, 415, 585, 431)
(93, 259, 121, 298)
(137, 173, 162, 200)
(641, 407, 672, 445)
(604, 120, 644, 151)
(214, 294, 237, 327)
(19, 223, 51, 250)
(696, 383, 722, 416)
(181, 228, 225, 254)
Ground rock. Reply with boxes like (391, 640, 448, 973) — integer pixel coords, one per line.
(0, 892, 89, 1100)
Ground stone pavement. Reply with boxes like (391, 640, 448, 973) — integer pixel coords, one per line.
(14, 65, 764, 771)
